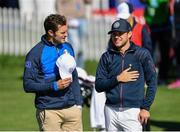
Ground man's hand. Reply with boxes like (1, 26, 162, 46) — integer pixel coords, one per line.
(57, 77, 72, 90)
(138, 109, 150, 124)
(117, 67, 139, 82)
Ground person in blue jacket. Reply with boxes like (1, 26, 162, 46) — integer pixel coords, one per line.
(95, 18, 157, 131)
(23, 14, 83, 131)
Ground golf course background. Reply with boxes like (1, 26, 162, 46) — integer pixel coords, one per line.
(0, 55, 180, 131)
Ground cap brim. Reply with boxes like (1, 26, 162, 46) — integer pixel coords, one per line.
(108, 30, 128, 34)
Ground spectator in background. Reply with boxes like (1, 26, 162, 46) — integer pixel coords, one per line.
(91, 0, 109, 11)
(23, 14, 83, 131)
(35, 0, 56, 22)
(0, 0, 3, 7)
(19, 0, 56, 23)
(116, 1, 153, 55)
(126, 0, 145, 9)
(109, 0, 118, 9)
(125, 0, 146, 25)
(56, 0, 88, 68)
(141, 0, 172, 85)
(168, 0, 180, 89)
(19, 0, 34, 22)
(0, 0, 19, 9)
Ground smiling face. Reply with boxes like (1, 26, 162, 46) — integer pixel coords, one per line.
(111, 31, 132, 53)
(44, 14, 68, 45)
(50, 24, 68, 44)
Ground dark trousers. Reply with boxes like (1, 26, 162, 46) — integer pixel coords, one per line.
(151, 30, 171, 83)
(174, 31, 180, 79)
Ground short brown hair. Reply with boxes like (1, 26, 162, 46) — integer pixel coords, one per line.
(44, 14, 67, 34)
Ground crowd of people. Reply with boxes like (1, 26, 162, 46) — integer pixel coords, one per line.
(1, 0, 180, 131)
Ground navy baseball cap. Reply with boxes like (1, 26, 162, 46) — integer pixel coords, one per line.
(108, 19, 131, 34)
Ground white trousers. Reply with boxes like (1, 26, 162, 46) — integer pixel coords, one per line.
(104, 105, 142, 131)
(90, 88, 106, 129)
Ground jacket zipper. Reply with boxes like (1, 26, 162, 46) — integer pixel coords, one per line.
(120, 55, 125, 108)
(119, 49, 133, 108)
(56, 46, 60, 57)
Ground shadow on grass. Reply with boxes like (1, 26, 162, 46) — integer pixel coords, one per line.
(151, 120, 180, 131)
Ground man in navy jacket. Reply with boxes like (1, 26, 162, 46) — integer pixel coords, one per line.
(95, 19, 157, 131)
(23, 14, 83, 131)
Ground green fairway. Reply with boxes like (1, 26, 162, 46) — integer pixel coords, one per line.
(0, 55, 180, 131)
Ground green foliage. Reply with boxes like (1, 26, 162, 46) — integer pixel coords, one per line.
(0, 55, 180, 131)
(84, 60, 98, 75)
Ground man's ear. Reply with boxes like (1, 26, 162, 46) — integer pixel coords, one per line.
(127, 15, 134, 27)
(128, 31, 132, 38)
(48, 30, 54, 37)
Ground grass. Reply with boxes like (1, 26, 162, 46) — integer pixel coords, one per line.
(0, 55, 94, 131)
(0, 55, 180, 131)
(149, 87, 180, 131)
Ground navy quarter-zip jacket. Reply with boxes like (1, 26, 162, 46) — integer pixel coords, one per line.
(23, 35, 82, 109)
(95, 41, 157, 111)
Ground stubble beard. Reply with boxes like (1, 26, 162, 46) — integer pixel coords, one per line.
(116, 41, 127, 51)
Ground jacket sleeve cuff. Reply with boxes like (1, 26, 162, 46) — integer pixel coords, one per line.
(140, 106, 150, 111)
(53, 82, 58, 91)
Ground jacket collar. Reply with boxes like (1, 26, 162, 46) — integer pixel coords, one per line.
(107, 38, 138, 54)
(41, 34, 55, 46)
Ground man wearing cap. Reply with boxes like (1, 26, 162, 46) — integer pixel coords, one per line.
(95, 19, 157, 131)
(23, 14, 83, 131)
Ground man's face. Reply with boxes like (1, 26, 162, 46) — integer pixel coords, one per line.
(111, 31, 130, 49)
(52, 24, 68, 44)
